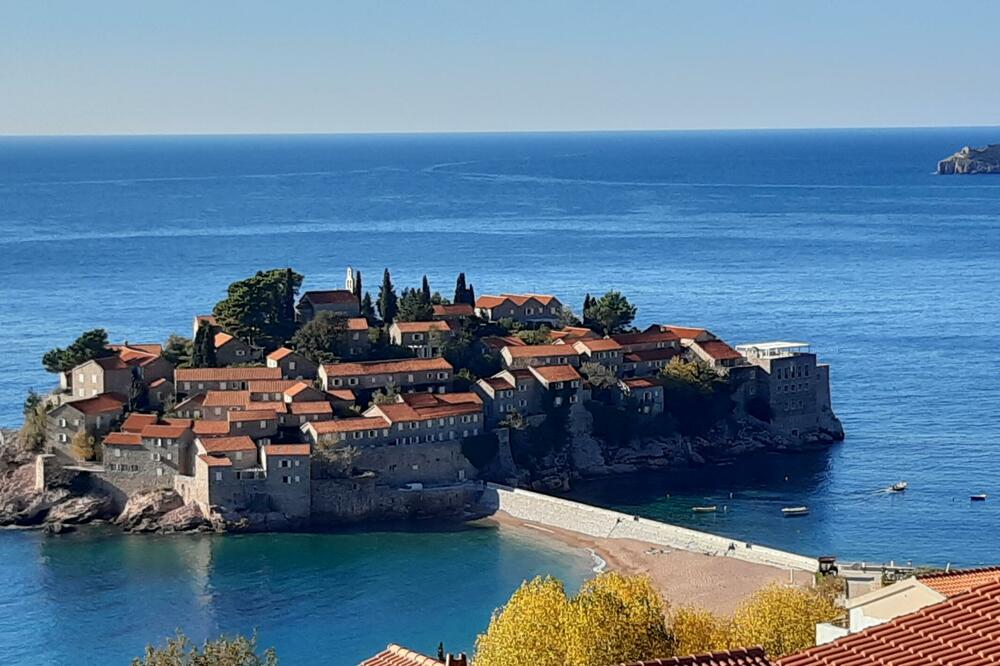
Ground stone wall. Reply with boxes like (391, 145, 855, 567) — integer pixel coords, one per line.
(480, 483, 818, 572)
(350, 440, 478, 486)
(311, 476, 480, 524)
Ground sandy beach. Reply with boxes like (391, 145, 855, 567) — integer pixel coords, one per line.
(489, 511, 814, 616)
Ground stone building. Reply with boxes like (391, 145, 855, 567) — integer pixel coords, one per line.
(474, 293, 564, 327)
(266, 347, 319, 380)
(213, 332, 261, 366)
(295, 290, 360, 323)
(388, 321, 455, 358)
(47, 393, 127, 462)
(572, 338, 624, 375)
(500, 344, 580, 370)
(618, 377, 665, 416)
(318, 357, 452, 399)
(174, 366, 282, 398)
(67, 343, 173, 401)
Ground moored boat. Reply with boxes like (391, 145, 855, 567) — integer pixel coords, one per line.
(971, 494, 987, 502)
(890, 481, 908, 492)
(782, 506, 809, 516)
(691, 506, 717, 513)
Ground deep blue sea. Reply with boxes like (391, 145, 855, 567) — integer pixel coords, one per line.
(1, 129, 999, 663)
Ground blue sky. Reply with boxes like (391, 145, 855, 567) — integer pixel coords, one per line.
(2, 1, 998, 135)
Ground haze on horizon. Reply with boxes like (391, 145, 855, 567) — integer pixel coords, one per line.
(2, 1, 998, 136)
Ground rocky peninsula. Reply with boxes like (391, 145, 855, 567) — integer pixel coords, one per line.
(937, 144, 1000, 174)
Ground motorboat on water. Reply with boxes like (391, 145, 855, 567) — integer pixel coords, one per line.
(971, 494, 988, 502)
(691, 506, 717, 513)
(782, 506, 809, 517)
(890, 481, 908, 492)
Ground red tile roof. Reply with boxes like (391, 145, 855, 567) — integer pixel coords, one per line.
(325, 389, 356, 402)
(198, 454, 232, 467)
(214, 332, 235, 348)
(176, 367, 282, 382)
(140, 424, 190, 439)
(612, 330, 680, 346)
(657, 325, 711, 340)
(287, 401, 333, 415)
(267, 347, 296, 361)
(481, 335, 525, 351)
(65, 393, 127, 415)
(347, 317, 369, 331)
(369, 393, 482, 423)
(918, 567, 1000, 597)
(301, 289, 356, 305)
(476, 293, 559, 309)
(392, 321, 453, 334)
(529, 364, 582, 384)
(480, 376, 515, 391)
(246, 380, 302, 394)
(621, 647, 772, 666)
(625, 348, 682, 363)
(198, 436, 257, 453)
(623, 377, 661, 389)
(286, 382, 316, 397)
(194, 314, 217, 328)
(321, 357, 452, 378)
(121, 413, 159, 432)
(778, 581, 1000, 666)
(551, 326, 599, 341)
(162, 418, 193, 428)
(696, 340, 743, 361)
(432, 303, 474, 317)
(103, 432, 142, 447)
(503, 344, 579, 359)
(193, 420, 231, 436)
(307, 417, 389, 434)
(264, 444, 311, 457)
(227, 409, 277, 422)
(203, 390, 252, 407)
(360, 644, 442, 666)
(573, 338, 623, 353)
(149, 378, 170, 388)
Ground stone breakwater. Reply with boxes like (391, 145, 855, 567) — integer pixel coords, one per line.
(479, 482, 819, 572)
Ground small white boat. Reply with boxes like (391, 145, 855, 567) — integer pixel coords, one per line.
(692, 506, 717, 513)
(971, 494, 988, 502)
(782, 506, 809, 517)
(890, 481, 908, 492)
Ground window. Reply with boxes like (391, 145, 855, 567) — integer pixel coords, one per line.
(348, 377, 359, 386)
(294, 476, 301, 483)
(259, 420, 267, 428)
(114, 448, 121, 458)
(332, 378, 342, 387)
(152, 453, 161, 462)
(282, 475, 292, 484)
(409, 436, 419, 444)
(59, 433, 67, 443)
(353, 431, 362, 439)
(166, 453, 172, 461)
(156, 468, 163, 477)
(569, 395, 578, 404)
(425, 435, 434, 443)
(368, 430, 377, 438)
(519, 399, 527, 407)
(235, 349, 245, 357)
(77, 373, 84, 382)
(59, 418, 67, 428)
(294, 459, 301, 467)
(407, 374, 414, 383)
(280, 459, 291, 468)
(413, 333, 423, 341)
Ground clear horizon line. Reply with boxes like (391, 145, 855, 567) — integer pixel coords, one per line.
(2, 123, 999, 140)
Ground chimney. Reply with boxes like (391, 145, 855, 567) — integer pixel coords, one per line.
(444, 654, 468, 666)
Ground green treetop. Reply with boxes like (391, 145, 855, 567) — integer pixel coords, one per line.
(584, 291, 637, 335)
(377, 268, 398, 325)
(289, 311, 350, 364)
(212, 268, 303, 349)
(396, 287, 434, 322)
(42, 328, 115, 374)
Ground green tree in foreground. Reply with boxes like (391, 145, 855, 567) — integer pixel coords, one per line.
(20, 390, 48, 453)
(659, 358, 733, 436)
(377, 269, 398, 325)
(396, 287, 434, 322)
(191, 324, 217, 368)
(42, 328, 114, 374)
(584, 290, 637, 335)
(70, 430, 96, 461)
(133, 631, 277, 666)
(475, 573, 675, 666)
(579, 362, 618, 389)
(163, 334, 193, 367)
(289, 312, 349, 364)
(213, 268, 303, 349)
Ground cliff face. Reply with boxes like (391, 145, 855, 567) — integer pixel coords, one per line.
(938, 144, 1000, 174)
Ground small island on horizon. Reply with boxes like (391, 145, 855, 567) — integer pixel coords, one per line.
(937, 144, 1000, 174)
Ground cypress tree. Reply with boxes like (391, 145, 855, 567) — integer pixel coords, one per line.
(192, 325, 205, 367)
(420, 275, 432, 304)
(467, 283, 476, 307)
(354, 270, 363, 301)
(361, 291, 375, 321)
(454, 272, 468, 305)
(377, 269, 398, 325)
(194, 324, 217, 368)
(281, 268, 297, 324)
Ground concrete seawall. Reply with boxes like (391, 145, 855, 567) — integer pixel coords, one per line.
(480, 483, 818, 573)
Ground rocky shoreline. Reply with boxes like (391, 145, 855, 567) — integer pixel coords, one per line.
(2, 411, 842, 537)
(937, 144, 1000, 174)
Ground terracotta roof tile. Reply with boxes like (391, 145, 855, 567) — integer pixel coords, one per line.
(621, 647, 772, 666)
(227, 409, 277, 422)
(778, 580, 1000, 666)
(481, 335, 525, 351)
(359, 644, 442, 666)
(198, 436, 256, 453)
(286, 382, 316, 397)
(503, 344, 579, 359)
(103, 432, 142, 447)
(625, 348, 682, 363)
(656, 325, 712, 340)
(121, 413, 159, 433)
(307, 417, 389, 434)
(64, 393, 127, 415)
(529, 364, 582, 384)
(193, 420, 230, 436)
(325, 389, 356, 402)
(347, 317, 369, 331)
(392, 320, 453, 334)
(612, 330, 680, 346)
(140, 424, 190, 439)
(203, 390, 252, 407)
(573, 338, 623, 353)
(321, 357, 452, 378)
(301, 289, 356, 305)
(623, 377, 661, 389)
(432, 303, 474, 317)
(162, 418, 192, 427)
(246, 380, 302, 394)
(696, 340, 743, 361)
(287, 401, 333, 415)
(366, 392, 482, 423)
(264, 444, 311, 456)
(198, 454, 232, 467)
(176, 367, 282, 382)
(267, 347, 294, 361)
(918, 567, 1000, 597)
(213, 332, 235, 348)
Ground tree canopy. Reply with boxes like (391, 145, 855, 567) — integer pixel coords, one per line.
(475, 573, 675, 666)
(20, 390, 48, 453)
(584, 291, 637, 335)
(377, 269, 398, 325)
(396, 287, 433, 322)
(132, 631, 277, 666)
(191, 325, 217, 368)
(162, 334, 192, 368)
(42, 328, 114, 374)
(212, 268, 302, 349)
(454, 272, 475, 305)
(289, 312, 350, 364)
(659, 358, 734, 436)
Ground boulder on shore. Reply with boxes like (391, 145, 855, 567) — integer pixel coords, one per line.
(46, 494, 113, 525)
(116, 489, 185, 532)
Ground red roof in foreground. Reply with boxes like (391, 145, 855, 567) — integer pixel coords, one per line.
(778, 580, 1000, 666)
(103, 432, 142, 447)
(696, 340, 743, 361)
(619, 647, 772, 666)
(65, 393, 127, 415)
(360, 644, 442, 666)
(917, 566, 1000, 597)
(264, 444, 310, 456)
(301, 289, 356, 305)
(121, 413, 159, 432)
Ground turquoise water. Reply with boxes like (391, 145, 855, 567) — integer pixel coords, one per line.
(1, 129, 999, 660)
(0, 524, 592, 665)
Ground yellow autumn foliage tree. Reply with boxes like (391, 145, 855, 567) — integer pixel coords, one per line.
(670, 606, 731, 656)
(564, 573, 676, 666)
(729, 584, 841, 658)
(474, 576, 570, 666)
(475, 573, 675, 666)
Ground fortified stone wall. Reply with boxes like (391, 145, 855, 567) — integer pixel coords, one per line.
(480, 483, 818, 572)
(311, 477, 480, 524)
(350, 440, 478, 486)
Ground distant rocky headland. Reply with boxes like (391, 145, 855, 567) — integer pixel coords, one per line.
(937, 144, 1000, 174)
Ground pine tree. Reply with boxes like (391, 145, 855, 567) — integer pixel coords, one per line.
(454, 272, 469, 305)
(420, 275, 432, 304)
(193, 324, 217, 368)
(467, 283, 476, 307)
(582, 294, 594, 329)
(360, 291, 375, 321)
(377, 269, 398, 325)
(353, 270, 363, 302)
